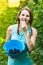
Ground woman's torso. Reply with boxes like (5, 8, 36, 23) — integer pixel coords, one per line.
(9, 24, 34, 65)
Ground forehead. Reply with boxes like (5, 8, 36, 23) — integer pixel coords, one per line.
(20, 9, 30, 15)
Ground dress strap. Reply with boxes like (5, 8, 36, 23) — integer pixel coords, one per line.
(28, 28, 32, 37)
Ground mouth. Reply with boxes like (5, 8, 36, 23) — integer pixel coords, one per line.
(21, 18, 27, 22)
(21, 18, 29, 24)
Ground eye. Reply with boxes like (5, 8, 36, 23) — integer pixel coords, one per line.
(26, 15, 30, 17)
(22, 14, 25, 16)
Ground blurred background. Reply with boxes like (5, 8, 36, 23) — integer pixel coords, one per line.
(0, 0, 43, 65)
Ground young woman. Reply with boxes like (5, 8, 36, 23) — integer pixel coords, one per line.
(6, 7, 37, 65)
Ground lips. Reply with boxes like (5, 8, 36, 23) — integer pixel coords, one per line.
(21, 18, 27, 21)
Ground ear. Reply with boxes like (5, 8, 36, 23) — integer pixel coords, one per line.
(29, 18, 31, 22)
(18, 16, 20, 19)
(18, 15, 20, 20)
(17, 16, 20, 21)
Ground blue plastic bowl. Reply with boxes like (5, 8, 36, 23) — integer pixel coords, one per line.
(3, 40, 25, 58)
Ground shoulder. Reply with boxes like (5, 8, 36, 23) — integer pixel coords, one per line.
(7, 24, 18, 33)
(32, 27, 37, 36)
(7, 24, 18, 31)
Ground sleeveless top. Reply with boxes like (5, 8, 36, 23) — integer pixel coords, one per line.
(10, 24, 34, 65)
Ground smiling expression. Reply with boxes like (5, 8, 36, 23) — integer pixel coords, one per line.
(19, 9, 30, 24)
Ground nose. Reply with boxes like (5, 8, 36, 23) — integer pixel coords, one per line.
(22, 17, 26, 21)
(23, 16, 26, 19)
(23, 16, 27, 21)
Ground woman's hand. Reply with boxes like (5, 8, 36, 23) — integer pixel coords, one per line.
(20, 21, 28, 32)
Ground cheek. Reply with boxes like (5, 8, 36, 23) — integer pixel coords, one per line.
(19, 16, 22, 19)
(19, 16, 24, 21)
(27, 17, 30, 20)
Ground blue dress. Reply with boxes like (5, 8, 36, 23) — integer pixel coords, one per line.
(8, 25, 34, 65)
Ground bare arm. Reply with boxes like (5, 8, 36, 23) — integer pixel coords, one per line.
(6, 24, 18, 42)
(24, 28, 37, 51)
(6, 26, 12, 42)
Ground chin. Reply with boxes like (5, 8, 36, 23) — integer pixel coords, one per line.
(26, 22, 29, 24)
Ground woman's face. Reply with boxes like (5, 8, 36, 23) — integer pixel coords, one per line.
(19, 9, 30, 24)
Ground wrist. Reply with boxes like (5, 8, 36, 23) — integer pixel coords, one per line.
(25, 30, 29, 36)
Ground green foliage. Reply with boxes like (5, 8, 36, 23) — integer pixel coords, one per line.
(0, 37, 5, 47)
(0, 37, 7, 65)
(0, 0, 43, 65)
(0, 7, 19, 38)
